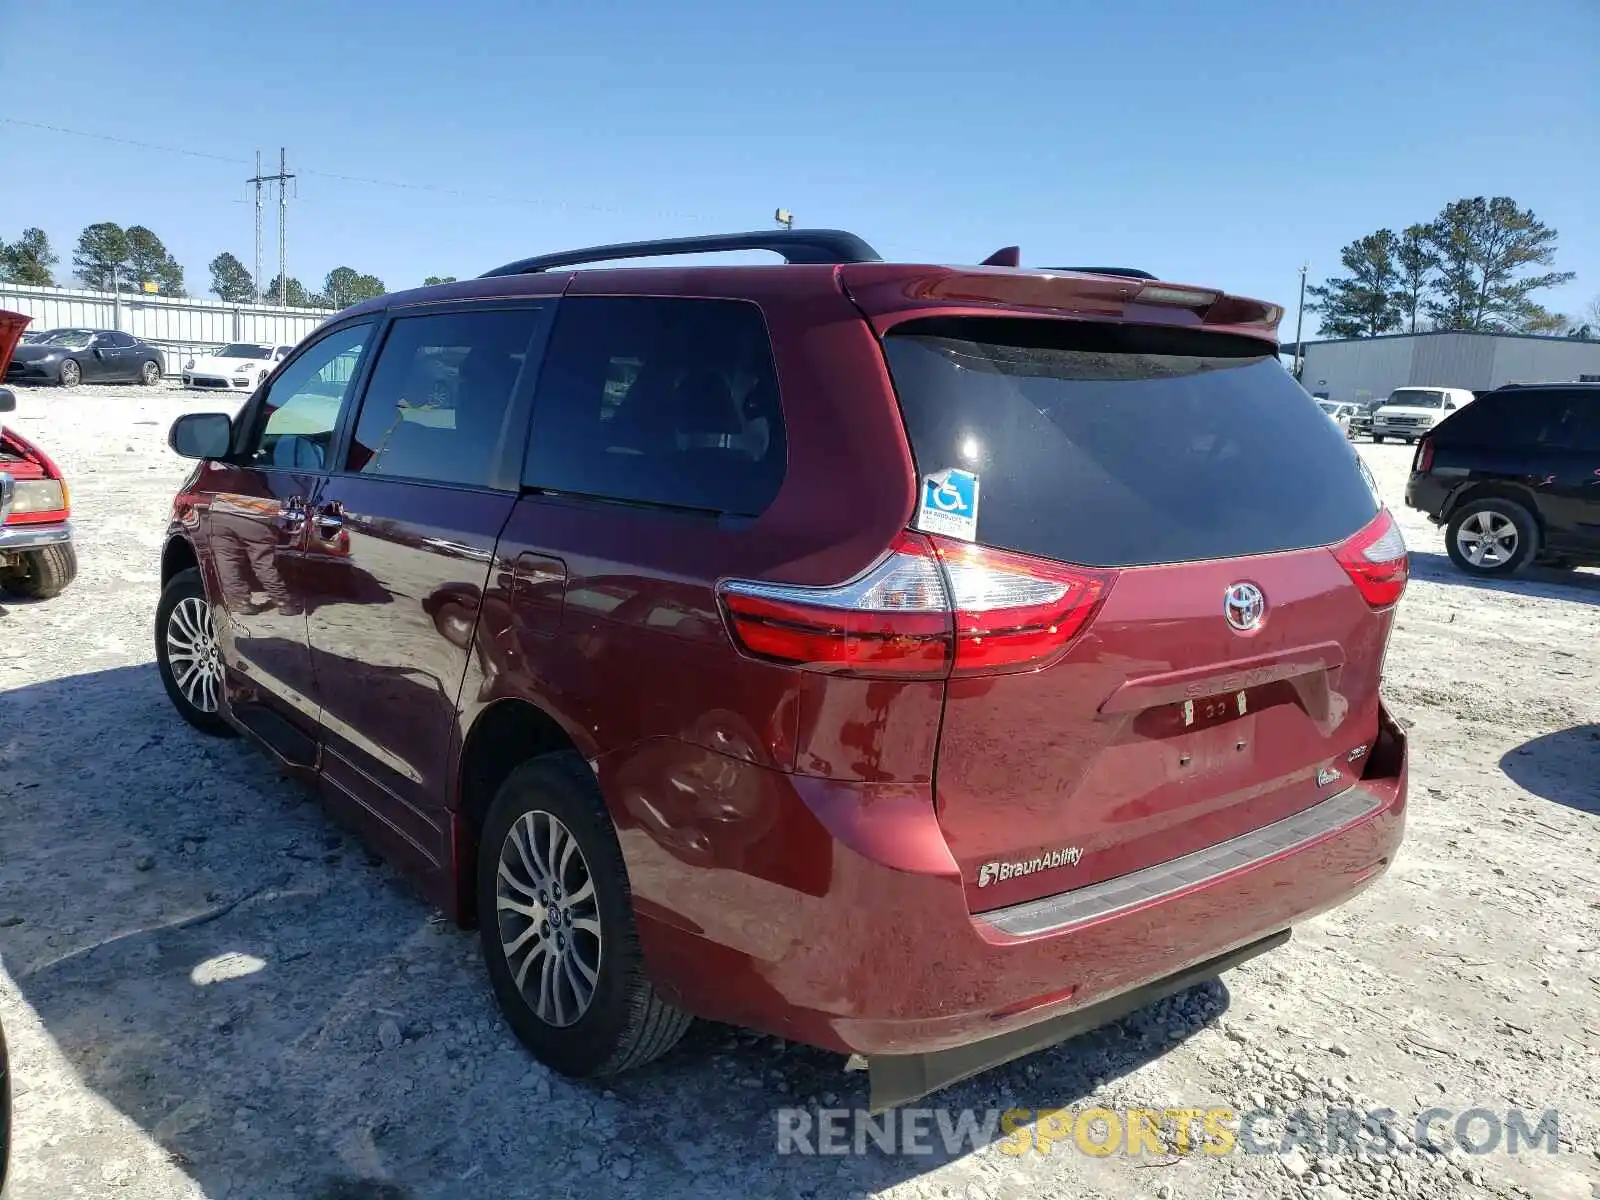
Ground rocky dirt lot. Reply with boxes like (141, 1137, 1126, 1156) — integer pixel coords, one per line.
(1, 386, 1597, 1200)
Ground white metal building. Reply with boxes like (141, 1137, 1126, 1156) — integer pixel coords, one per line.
(1289, 331, 1600, 407)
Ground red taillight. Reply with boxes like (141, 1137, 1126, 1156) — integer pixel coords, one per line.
(718, 532, 953, 677)
(1334, 509, 1408, 609)
(1415, 437, 1435, 474)
(932, 537, 1113, 675)
(718, 533, 1113, 678)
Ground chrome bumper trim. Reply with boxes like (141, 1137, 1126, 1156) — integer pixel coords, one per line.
(0, 520, 72, 552)
(979, 786, 1385, 937)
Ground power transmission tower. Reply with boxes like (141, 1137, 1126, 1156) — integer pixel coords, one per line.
(248, 151, 264, 300)
(277, 148, 294, 305)
(248, 148, 295, 304)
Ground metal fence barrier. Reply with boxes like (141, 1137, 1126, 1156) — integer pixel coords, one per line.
(0, 282, 335, 378)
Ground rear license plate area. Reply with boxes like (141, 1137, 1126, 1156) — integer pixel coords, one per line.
(1133, 680, 1297, 739)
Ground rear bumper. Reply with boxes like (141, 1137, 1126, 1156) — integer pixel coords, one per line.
(1404, 472, 1451, 520)
(0, 1013, 10, 1195)
(870, 930, 1289, 1111)
(0, 520, 71, 552)
(634, 706, 1407, 1085)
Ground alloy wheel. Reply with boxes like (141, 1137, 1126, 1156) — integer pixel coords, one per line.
(1456, 510, 1518, 568)
(495, 810, 602, 1027)
(165, 596, 223, 712)
(59, 360, 80, 387)
(141, 361, 160, 385)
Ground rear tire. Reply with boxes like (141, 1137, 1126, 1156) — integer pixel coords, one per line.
(0, 543, 77, 599)
(1, 1012, 11, 1198)
(478, 752, 692, 1078)
(139, 359, 161, 386)
(1446, 498, 1537, 576)
(155, 567, 234, 736)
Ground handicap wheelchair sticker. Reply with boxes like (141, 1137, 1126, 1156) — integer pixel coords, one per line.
(917, 468, 980, 540)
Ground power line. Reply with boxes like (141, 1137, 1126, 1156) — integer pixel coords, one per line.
(2, 116, 714, 223)
(0, 117, 251, 165)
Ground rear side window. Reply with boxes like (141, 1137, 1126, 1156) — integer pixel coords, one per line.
(883, 318, 1379, 568)
(1436, 390, 1600, 449)
(523, 298, 785, 516)
(346, 308, 546, 488)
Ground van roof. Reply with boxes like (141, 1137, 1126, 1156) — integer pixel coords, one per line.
(343, 230, 1284, 345)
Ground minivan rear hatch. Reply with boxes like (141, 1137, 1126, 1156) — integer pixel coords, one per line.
(860, 302, 1404, 912)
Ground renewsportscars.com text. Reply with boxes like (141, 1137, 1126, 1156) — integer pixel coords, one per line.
(774, 1105, 1562, 1159)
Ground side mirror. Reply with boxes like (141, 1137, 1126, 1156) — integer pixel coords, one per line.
(169, 412, 233, 460)
(0, 387, 15, 414)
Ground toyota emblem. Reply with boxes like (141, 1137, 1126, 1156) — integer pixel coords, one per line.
(1224, 582, 1266, 632)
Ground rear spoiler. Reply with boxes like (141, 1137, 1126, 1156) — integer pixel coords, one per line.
(838, 265, 1284, 341)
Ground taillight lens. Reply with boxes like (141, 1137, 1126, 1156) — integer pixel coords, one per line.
(718, 533, 1113, 678)
(1415, 437, 1435, 473)
(1334, 509, 1408, 609)
(718, 532, 953, 677)
(932, 538, 1113, 675)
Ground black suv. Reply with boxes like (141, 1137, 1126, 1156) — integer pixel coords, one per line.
(1405, 382, 1600, 575)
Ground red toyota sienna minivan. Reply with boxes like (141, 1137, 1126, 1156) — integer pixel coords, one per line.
(158, 231, 1407, 1109)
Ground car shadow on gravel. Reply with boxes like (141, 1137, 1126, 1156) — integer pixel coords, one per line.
(1500, 725, 1600, 815)
(1406, 550, 1600, 605)
(1, 664, 1230, 1200)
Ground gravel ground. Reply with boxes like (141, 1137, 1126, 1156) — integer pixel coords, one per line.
(2, 385, 1597, 1200)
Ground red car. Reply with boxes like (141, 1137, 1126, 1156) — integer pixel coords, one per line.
(157, 231, 1408, 1109)
(0, 312, 78, 600)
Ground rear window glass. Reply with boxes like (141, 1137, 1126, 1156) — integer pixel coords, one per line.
(883, 318, 1378, 568)
(1442, 389, 1600, 450)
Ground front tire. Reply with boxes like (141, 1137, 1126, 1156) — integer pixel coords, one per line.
(0, 543, 77, 599)
(58, 359, 81, 387)
(478, 752, 691, 1078)
(1446, 498, 1537, 576)
(1371, 434, 1385, 443)
(155, 568, 234, 736)
(139, 359, 161, 386)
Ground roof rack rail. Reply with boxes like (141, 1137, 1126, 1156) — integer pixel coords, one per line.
(481, 229, 883, 277)
(1051, 266, 1159, 280)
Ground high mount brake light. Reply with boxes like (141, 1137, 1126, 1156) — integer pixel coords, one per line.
(1136, 284, 1221, 309)
(1333, 509, 1408, 610)
(717, 534, 1114, 679)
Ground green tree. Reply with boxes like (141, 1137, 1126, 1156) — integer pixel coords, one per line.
(324, 266, 386, 308)
(423, 275, 457, 286)
(1393, 224, 1437, 334)
(1, 228, 59, 286)
(124, 225, 186, 296)
(1307, 230, 1403, 338)
(1424, 197, 1575, 332)
(260, 275, 329, 307)
(209, 252, 257, 303)
(73, 222, 130, 290)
